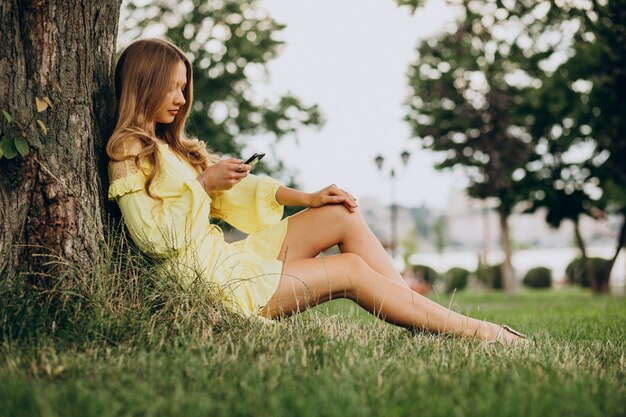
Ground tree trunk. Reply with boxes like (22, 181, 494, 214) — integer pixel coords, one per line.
(481, 201, 490, 266)
(0, 1, 121, 281)
(573, 217, 599, 292)
(498, 210, 516, 293)
(603, 213, 626, 294)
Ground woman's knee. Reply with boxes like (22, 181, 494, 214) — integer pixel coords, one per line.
(334, 253, 370, 293)
(320, 204, 365, 230)
(340, 252, 366, 267)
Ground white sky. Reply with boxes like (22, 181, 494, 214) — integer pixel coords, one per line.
(246, 0, 468, 208)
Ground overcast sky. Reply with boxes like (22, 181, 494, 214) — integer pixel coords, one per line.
(247, 0, 467, 208)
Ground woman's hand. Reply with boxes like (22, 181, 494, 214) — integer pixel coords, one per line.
(309, 184, 358, 212)
(198, 158, 250, 193)
(275, 184, 357, 212)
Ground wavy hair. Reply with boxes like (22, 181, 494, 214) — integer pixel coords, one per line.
(107, 38, 218, 203)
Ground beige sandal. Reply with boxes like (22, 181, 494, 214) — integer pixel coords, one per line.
(494, 324, 530, 346)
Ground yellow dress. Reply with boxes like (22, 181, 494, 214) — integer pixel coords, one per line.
(107, 142, 288, 317)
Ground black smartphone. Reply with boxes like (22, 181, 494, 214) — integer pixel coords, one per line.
(243, 153, 265, 166)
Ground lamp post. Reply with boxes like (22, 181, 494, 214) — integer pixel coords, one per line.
(374, 151, 411, 258)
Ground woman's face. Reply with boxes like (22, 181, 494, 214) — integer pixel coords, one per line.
(154, 60, 187, 125)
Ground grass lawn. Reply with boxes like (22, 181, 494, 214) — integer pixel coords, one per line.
(1, 288, 625, 417)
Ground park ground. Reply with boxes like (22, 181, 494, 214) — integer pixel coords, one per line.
(1, 288, 625, 417)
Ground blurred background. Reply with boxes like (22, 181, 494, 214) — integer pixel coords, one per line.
(118, 0, 625, 295)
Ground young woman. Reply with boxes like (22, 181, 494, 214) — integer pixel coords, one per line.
(107, 38, 527, 346)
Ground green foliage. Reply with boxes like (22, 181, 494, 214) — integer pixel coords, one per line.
(13, 137, 29, 157)
(561, 1, 626, 215)
(476, 262, 503, 290)
(565, 256, 610, 288)
(411, 264, 439, 284)
(0, 110, 20, 160)
(444, 266, 469, 293)
(522, 266, 552, 288)
(395, 0, 427, 13)
(120, 0, 323, 174)
(0, 136, 18, 159)
(403, 1, 559, 215)
(517, 3, 622, 234)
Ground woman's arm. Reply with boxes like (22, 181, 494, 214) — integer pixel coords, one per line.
(276, 184, 358, 212)
(274, 186, 312, 207)
(195, 156, 357, 212)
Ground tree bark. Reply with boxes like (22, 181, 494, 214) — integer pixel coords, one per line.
(0, 1, 121, 280)
(498, 210, 516, 293)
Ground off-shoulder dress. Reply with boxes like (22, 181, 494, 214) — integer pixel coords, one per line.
(108, 142, 288, 317)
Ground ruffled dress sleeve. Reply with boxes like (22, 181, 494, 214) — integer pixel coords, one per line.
(108, 171, 145, 200)
(211, 174, 284, 234)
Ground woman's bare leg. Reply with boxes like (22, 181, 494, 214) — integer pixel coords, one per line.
(277, 205, 410, 288)
(261, 253, 520, 344)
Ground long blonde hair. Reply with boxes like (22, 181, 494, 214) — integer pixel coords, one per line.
(107, 38, 217, 202)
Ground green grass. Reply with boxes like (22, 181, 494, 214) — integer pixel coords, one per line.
(1, 287, 625, 417)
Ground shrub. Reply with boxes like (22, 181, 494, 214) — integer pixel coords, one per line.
(411, 264, 439, 284)
(523, 267, 552, 288)
(475, 263, 503, 290)
(445, 267, 470, 293)
(565, 257, 610, 288)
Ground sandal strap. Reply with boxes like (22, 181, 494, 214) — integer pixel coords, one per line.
(502, 324, 528, 339)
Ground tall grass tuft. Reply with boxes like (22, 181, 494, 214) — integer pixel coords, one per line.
(0, 223, 242, 349)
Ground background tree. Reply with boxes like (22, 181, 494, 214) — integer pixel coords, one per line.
(521, 0, 626, 292)
(0, 1, 121, 279)
(401, 0, 565, 292)
(120, 0, 323, 176)
(562, 0, 626, 290)
(400, 0, 624, 293)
